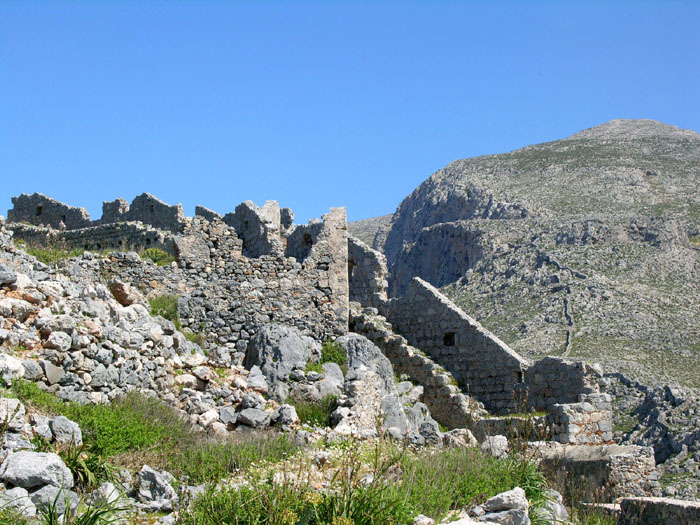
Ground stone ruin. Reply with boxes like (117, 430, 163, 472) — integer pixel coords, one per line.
(5, 192, 666, 509)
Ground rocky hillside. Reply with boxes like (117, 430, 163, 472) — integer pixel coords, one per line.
(366, 119, 700, 387)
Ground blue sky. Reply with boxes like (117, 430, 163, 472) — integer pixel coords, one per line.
(1, 1, 698, 224)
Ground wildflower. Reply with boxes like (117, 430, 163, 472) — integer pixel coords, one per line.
(304, 491, 323, 506)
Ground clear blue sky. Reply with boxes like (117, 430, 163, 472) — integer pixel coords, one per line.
(1, 1, 698, 224)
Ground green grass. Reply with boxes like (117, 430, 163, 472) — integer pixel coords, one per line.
(148, 294, 181, 330)
(24, 245, 86, 265)
(140, 247, 176, 266)
(321, 339, 347, 368)
(304, 362, 323, 374)
(182, 442, 552, 525)
(8, 379, 298, 485)
(287, 395, 338, 428)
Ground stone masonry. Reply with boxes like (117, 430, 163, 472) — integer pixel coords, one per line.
(381, 277, 528, 413)
(348, 236, 388, 308)
(618, 497, 700, 524)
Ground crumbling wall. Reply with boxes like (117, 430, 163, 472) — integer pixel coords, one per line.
(101, 198, 130, 223)
(8, 193, 92, 230)
(619, 497, 700, 524)
(194, 205, 222, 223)
(547, 393, 614, 444)
(534, 443, 661, 503)
(8, 222, 176, 255)
(348, 236, 388, 308)
(222, 200, 283, 257)
(349, 305, 482, 429)
(523, 356, 604, 411)
(380, 277, 528, 413)
(102, 193, 186, 233)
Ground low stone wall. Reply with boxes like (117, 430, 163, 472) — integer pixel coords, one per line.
(472, 415, 550, 443)
(348, 236, 388, 308)
(523, 356, 604, 411)
(9, 222, 176, 255)
(548, 393, 614, 444)
(534, 443, 661, 503)
(381, 277, 528, 413)
(349, 305, 482, 429)
(618, 497, 700, 524)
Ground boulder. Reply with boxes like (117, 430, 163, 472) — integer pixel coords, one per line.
(237, 408, 271, 428)
(336, 334, 394, 392)
(49, 416, 83, 446)
(0, 451, 73, 488)
(244, 324, 318, 400)
(45, 331, 72, 352)
(0, 486, 36, 517)
(481, 435, 509, 459)
(30, 485, 79, 516)
(277, 404, 299, 427)
(137, 465, 177, 512)
(482, 487, 529, 513)
(0, 263, 17, 286)
(108, 280, 145, 306)
(0, 397, 26, 432)
(0, 354, 25, 384)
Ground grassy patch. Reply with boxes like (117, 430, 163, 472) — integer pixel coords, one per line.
(9, 380, 298, 485)
(287, 395, 338, 428)
(304, 362, 323, 374)
(183, 441, 552, 524)
(320, 339, 347, 368)
(24, 245, 85, 265)
(140, 247, 176, 266)
(148, 294, 181, 330)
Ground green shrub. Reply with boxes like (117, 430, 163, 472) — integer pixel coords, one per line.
(141, 247, 175, 266)
(287, 395, 338, 428)
(304, 361, 323, 374)
(25, 245, 85, 265)
(148, 294, 181, 330)
(321, 339, 347, 368)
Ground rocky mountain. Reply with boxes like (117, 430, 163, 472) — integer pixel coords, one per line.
(362, 119, 700, 387)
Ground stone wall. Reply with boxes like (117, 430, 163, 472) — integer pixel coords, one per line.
(618, 497, 700, 524)
(101, 193, 186, 233)
(8, 193, 92, 230)
(380, 277, 528, 413)
(8, 192, 187, 234)
(534, 443, 661, 503)
(349, 305, 483, 429)
(8, 222, 176, 255)
(523, 356, 605, 411)
(223, 200, 283, 257)
(348, 236, 388, 308)
(86, 213, 350, 350)
(547, 393, 614, 444)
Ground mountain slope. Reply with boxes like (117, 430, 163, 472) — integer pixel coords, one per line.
(377, 119, 700, 387)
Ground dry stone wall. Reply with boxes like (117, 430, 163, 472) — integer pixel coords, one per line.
(547, 393, 614, 444)
(9, 222, 176, 255)
(381, 277, 528, 413)
(618, 497, 700, 524)
(523, 356, 605, 411)
(348, 236, 388, 308)
(349, 305, 483, 429)
(101, 194, 186, 233)
(8, 194, 92, 230)
(535, 443, 661, 503)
